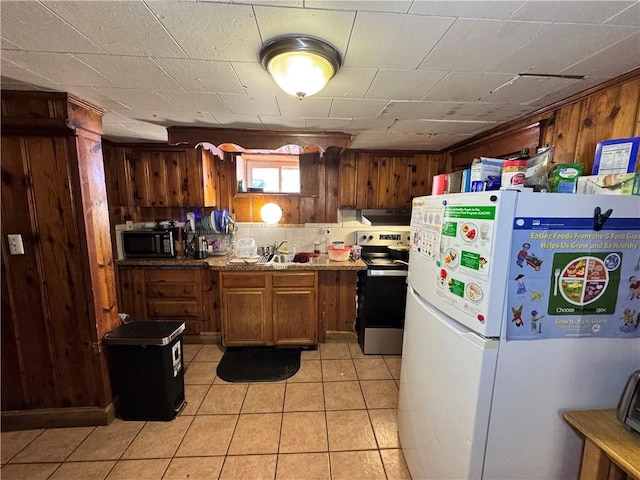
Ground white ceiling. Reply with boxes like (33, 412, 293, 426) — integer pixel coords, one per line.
(1, 1, 639, 150)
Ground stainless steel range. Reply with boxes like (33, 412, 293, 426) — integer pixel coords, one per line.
(356, 230, 411, 355)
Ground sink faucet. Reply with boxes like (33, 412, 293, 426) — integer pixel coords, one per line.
(274, 240, 288, 252)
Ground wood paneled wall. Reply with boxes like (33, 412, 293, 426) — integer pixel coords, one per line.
(447, 68, 640, 172)
(1, 91, 118, 423)
(540, 72, 640, 171)
(318, 271, 358, 339)
(338, 151, 447, 208)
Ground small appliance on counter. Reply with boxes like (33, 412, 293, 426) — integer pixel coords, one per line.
(618, 370, 640, 434)
(122, 229, 174, 258)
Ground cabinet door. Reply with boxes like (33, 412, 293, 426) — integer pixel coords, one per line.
(272, 272, 317, 345)
(221, 290, 270, 346)
(272, 289, 316, 345)
(128, 149, 190, 207)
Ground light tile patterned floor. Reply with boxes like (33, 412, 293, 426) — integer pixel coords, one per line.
(1, 342, 412, 480)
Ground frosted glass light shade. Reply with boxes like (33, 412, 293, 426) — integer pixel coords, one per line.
(260, 203, 283, 224)
(266, 51, 335, 98)
(260, 36, 342, 99)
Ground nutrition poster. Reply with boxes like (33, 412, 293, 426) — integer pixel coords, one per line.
(411, 199, 444, 260)
(433, 203, 497, 316)
(506, 216, 640, 340)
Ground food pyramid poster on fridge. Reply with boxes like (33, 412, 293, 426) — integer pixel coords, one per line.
(505, 215, 640, 340)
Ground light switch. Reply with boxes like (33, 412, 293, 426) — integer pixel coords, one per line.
(7, 234, 24, 255)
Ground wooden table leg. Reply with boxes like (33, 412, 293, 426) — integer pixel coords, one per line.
(580, 438, 612, 480)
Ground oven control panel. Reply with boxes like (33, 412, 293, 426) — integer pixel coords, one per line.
(356, 230, 410, 246)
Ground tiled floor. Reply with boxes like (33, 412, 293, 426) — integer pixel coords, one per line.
(1, 342, 412, 480)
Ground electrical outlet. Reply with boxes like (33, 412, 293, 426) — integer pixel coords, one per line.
(7, 234, 24, 255)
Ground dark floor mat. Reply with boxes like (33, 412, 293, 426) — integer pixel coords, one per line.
(216, 347, 301, 382)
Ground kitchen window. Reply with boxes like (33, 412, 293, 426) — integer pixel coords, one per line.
(237, 153, 300, 193)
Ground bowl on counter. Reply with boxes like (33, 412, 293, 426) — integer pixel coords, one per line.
(328, 245, 351, 262)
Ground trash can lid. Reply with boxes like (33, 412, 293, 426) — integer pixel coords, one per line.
(104, 321, 185, 346)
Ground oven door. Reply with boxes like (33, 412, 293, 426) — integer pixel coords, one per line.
(357, 268, 408, 354)
(358, 269, 408, 329)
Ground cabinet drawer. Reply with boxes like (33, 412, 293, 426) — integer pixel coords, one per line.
(273, 272, 316, 288)
(146, 270, 198, 283)
(221, 273, 267, 289)
(147, 281, 197, 299)
(147, 300, 199, 317)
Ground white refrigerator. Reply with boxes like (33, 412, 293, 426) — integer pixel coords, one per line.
(398, 190, 640, 480)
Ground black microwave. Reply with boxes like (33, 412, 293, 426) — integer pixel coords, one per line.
(122, 230, 174, 258)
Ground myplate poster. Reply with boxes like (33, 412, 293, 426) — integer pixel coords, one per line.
(506, 216, 640, 340)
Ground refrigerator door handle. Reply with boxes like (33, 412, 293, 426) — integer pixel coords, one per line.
(409, 287, 499, 349)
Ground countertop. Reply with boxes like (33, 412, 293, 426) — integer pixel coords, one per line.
(117, 253, 367, 271)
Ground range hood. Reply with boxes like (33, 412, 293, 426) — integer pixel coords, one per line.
(360, 209, 411, 226)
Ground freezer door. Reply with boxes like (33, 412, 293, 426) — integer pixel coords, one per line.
(409, 191, 518, 337)
(398, 287, 499, 480)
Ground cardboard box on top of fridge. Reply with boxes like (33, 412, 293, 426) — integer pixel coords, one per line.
(470, 157, 506, 182)
(576, 173, 640, 195)
(446, 171, 463, 193)
(470, 157, 507, 191)
(432, 173, 447, 195)
(592, 137, 640, 174)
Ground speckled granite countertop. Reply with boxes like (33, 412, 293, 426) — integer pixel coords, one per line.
(117, 253, 367, 271)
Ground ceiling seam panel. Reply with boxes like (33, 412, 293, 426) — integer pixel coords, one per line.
(142, 0, 189, 59)
(38, 0, 107, 55)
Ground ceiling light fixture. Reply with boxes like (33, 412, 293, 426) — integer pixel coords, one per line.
(260, 35, 342, 100)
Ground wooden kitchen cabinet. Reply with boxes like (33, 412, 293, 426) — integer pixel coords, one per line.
(220, 273, 270, 345)
(219, 271, 318, 347)
(338, 151, 444, 209)
(272, 272, 317, 346)
(103, 144, 216, 209)
(118, 268, 215, 335)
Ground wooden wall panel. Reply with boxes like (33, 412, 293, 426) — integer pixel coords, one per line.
(317, 271, 357, 335)
(411, 154, 435, 197)
(449, 123, 541, 170)
(458, 70, 640, 176)
(199, 147, 217, 207)
(299, 196, 317, 224)
(117, 268, 147, 320)
(324, 154, 339, 223)
(216, 155, 237, 212)
(299, 152, 320, 196)
(1, 91, 116, 420)
(1, 251, 24, 410)
(574, 80, 640, 173)
(148, 151, 170, 206)
(200, 268, 218, 333)
(165, 151, 186, 207)
(355, 153, 372, 209)
(337, 151, 357, 208)
(391, 156, 412, 208)
(30, 136, 103, 407)
(74, 133, 120, 342)
(1, 136, 58, 410)
(544, 102, 583, 165)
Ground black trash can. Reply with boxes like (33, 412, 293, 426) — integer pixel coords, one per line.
(104, 321, 186, 421)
